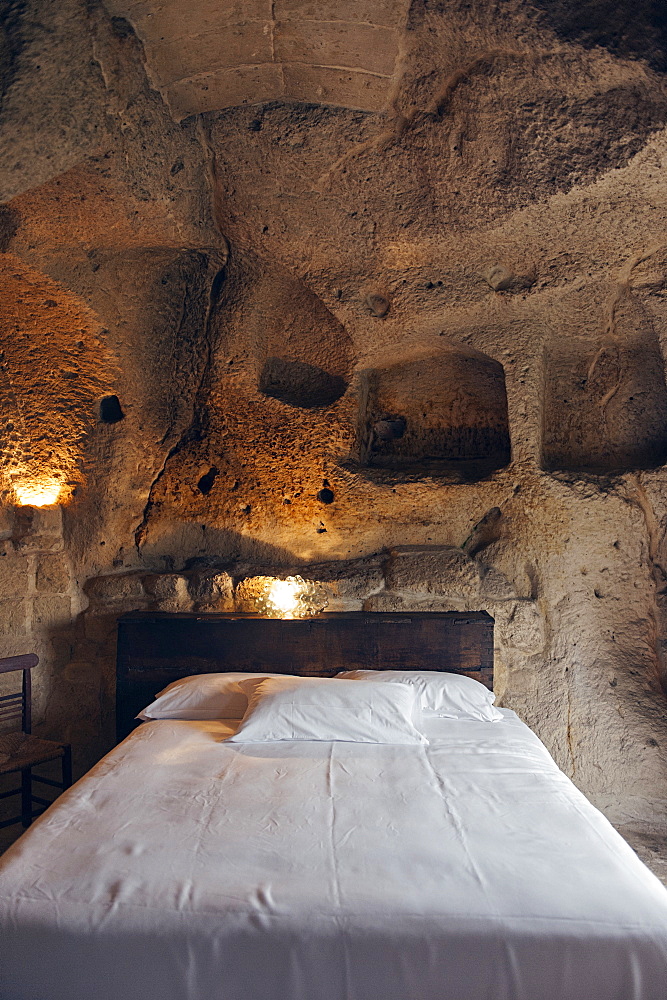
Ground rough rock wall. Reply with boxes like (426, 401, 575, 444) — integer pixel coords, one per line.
(102, 0, 414, 117)
(1, 0, 667, 829)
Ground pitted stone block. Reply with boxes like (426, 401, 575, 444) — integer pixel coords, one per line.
(85, 573, 145, 605)
(12, 505, 64, 553)
(0, 599, 29, 641)
(385, 546, 481, 600)
(290, 555, 385, 602)
(0, 507, 14, 541)
(480, 566, 516, 601)
(363, 592, 464, 612)
(0, 544, 30, 600)
(32, 596, 72, 629)
(143, 573, 192, 611)
(187, 570, 234, 610)
(493, 600, 545, 653)
(36, 554, 71, 594)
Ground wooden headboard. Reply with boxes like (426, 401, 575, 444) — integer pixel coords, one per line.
(116, 610, 494, 741)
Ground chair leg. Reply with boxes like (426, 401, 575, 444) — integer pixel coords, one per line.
(62, 745, 72, 789)
(21, 768, 32, 828)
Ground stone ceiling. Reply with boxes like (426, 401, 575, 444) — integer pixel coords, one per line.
(103, 0, 412, 118)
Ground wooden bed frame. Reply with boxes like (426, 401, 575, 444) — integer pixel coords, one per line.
(116, 610, 494, 741)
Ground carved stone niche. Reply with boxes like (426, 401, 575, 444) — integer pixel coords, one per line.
(350, 347, 511, 481)
(248, 264, 353, 409)
(542, 329, 667, 472)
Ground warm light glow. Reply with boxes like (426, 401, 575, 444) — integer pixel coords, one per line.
(13, 477, 63, 507)
(267, 578, 302, 618)
(252, 575, 329, 619)
(381, 240, 431, 268)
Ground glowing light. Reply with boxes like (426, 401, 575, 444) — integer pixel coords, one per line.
(13, 477, 63, 507)
(267, 578, 301, 617)
(253, 575, 329, 619)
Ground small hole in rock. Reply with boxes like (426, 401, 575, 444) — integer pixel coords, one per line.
(197, 467, 219, 496)
(317, 488, 335, 504)
(373, 416, 406, 442)
(99, 395, 124, 423)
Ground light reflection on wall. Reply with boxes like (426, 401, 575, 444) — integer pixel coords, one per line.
(0, 255, 116, 512)
(12, 475, 63, 507)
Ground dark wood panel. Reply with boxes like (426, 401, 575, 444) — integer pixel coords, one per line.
(116, 611, 494, 741)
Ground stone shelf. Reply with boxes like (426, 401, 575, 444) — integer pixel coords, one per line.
(542, 334, 667, 473)
(350, 349, 511, 482)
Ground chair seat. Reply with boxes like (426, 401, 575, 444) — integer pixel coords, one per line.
(0, 656, 72, 830)
(0, 733, 69, 775)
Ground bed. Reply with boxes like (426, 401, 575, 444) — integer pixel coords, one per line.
(0, 611, 666, 1000)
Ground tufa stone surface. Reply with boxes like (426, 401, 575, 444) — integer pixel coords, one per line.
(386, 546, 481, 600)
(187, 570, 234, 611)
(36, 555, 71, 595)
(85, 574, 146, 606)
(479, 566, 517, 602)
(32, 596, 72, 630)
(104, 0, 409, 117)
(142, 573, 192, 611)
(492, 599, 546, 653)
(0, 544, 29, 599)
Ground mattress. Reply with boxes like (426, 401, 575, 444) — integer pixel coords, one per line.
(1, 710, 666, 1000)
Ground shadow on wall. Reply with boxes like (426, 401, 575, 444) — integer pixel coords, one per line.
(217, 253, 354, 409)
(349, 346, 511, 482)
(64, 246, 227, 562)
(531, 0, 667, 71)
(542, 297, 667, 472)
(259, 357, 348, 409)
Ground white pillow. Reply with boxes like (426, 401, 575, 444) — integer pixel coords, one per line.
(228, 675, 428, 744)
(336, 670, 502, 722)
(137, 672, 285, 721)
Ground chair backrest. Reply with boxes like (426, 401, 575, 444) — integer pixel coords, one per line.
(0, 655, 39, 735)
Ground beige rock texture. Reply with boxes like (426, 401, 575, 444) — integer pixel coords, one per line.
(1, 0, 667, 834)
(103, 0, 411, 118)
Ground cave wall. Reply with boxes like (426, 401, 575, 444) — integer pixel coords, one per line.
(1, 0, 667, 830)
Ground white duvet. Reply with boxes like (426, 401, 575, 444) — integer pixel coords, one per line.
(1, 711, 666, 1000)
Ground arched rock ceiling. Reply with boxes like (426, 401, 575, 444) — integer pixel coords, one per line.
(103, 0, 411, 119)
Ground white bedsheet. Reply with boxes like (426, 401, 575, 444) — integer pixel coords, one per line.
(1, 710, 666, 1000)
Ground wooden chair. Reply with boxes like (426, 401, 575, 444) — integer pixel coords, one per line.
(0, 654, 72, 830)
